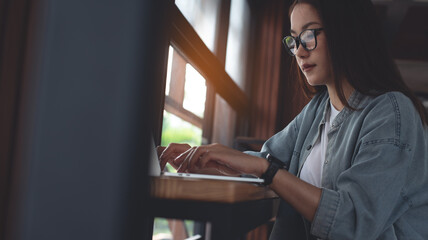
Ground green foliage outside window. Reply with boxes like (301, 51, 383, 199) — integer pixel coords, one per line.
(161, 111, 202, 147)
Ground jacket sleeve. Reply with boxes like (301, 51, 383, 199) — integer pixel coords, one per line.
(311, 93, 421, 239)
(245, 91, 327, 171)
(244, 106, 304, 169)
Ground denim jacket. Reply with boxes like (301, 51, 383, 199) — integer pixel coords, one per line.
(245, 90, 428, 239)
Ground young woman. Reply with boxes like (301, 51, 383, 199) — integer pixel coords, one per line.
(158, 0, 428, 239)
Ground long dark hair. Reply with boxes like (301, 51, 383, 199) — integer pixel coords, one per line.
(289, 0, 428, 126)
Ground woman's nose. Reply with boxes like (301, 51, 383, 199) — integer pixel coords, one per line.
(295, 42, 309, 58)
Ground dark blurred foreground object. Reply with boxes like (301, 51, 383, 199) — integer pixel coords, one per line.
(0, 0, 168, 239)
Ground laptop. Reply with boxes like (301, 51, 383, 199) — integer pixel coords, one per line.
(149, 138, 264, 184)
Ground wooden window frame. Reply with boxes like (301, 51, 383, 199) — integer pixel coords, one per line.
(161, 0, 249, 144)
(164, 49, 204, 129)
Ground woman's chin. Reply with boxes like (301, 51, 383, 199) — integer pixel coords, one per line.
(306, 80, 325, 87)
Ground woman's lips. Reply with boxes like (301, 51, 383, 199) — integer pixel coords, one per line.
(302, 64, 316, 72)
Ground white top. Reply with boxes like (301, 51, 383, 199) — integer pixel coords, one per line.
(300, 101, 340, 187)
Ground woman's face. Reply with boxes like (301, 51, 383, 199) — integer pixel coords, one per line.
(290, 3, 332, 86)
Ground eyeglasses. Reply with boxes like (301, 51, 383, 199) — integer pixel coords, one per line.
(282, 28, 324, 56)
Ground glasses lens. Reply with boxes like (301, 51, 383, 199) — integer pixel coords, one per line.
(300, 30, 316, 50)
(284, 36, 297, 55)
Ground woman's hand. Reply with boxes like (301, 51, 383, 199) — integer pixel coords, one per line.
(174, 143, 268, 177)
(157, 143, 191, 171)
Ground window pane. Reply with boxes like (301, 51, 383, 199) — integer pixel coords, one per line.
(183, 64, 207, 118)
(225, 0, 250, 90)
(161, 111, 202, 147)
(175, 0, 221, 52)
(165, 46, 174, 96)
(153, 218, 194, 240)
(165, 46, 186, 104)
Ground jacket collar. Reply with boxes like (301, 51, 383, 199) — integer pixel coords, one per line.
(329, 90, 369, 129)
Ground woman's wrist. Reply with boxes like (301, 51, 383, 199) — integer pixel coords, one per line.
(254, 156, 270, 178)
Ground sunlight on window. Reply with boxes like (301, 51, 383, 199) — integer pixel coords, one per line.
(165, 46, 174, 96)
(175, 0, 220, 52)
(225, 0, 250, 90)
(183, 64, 207, 118)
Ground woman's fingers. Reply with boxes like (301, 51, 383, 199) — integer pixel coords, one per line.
(177, 147, 197, 172)
(160, 143, 260, 176)
(187, 146, 205, 171)
(177, 146, 207, 173)
(178, 144, 240, 175)
(156, 146, 166, 157)
(197, 144, 254, 175)
(159, 143, 191, 170)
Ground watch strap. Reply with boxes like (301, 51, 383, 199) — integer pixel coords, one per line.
(261, 154, 286, 186)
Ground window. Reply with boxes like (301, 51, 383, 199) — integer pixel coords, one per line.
(163, 46, 207, 141)
(213, 0, 251, 146)
(153, 0, 251, 239)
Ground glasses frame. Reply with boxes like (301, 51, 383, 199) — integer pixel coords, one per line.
(282, 28, 324, 56)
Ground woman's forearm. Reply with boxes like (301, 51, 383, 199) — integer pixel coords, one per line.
(269, 170, 322, 221)
(255, 157, 321, 222)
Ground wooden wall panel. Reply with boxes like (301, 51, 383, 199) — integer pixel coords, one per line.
(247, 0, 309, 140)
(248, 0, 285, 140)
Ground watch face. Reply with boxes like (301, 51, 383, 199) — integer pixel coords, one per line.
(267, 154, 276, 162)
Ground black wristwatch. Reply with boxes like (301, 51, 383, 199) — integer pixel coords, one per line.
(261, 154, 286, 186)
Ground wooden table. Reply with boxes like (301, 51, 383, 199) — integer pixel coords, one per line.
(149, 176, 279, 240)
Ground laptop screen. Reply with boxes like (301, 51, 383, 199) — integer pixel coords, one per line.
(149, 138, 162, 176)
